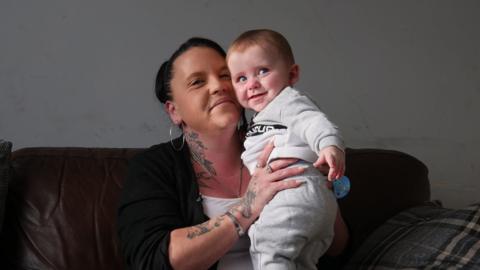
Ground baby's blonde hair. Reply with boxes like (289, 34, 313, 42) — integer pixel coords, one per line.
(227, 29, 295, 66)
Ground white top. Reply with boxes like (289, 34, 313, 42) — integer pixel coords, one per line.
(242, 86, 344, 173)
(201, 195, 253, 270)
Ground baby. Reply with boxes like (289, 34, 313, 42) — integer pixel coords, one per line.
(227, 29, 346, 270)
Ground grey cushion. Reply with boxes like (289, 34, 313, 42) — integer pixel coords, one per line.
(0, 140, 12, 232)
(344, 203, 480, 269)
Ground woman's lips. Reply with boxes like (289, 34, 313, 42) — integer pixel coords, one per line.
(209, 97, 234, 111)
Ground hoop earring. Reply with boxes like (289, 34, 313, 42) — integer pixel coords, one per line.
(169, 125, 185, 151)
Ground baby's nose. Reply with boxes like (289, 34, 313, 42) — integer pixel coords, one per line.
(246, 78, 260, 90)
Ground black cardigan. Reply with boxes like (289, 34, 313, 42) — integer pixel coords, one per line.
(118, 138, 217, 270)
(117, 139, 341, 270)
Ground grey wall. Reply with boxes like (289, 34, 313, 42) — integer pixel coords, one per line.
(1, 0, 479, 208)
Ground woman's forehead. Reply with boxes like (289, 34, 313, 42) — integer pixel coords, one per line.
(173, 47, 227, 76)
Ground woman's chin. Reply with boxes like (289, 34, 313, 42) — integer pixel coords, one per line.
(213, 112, 240, 130)
(217, 116, 239, 130)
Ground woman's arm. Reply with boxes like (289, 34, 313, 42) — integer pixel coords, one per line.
(315, 162, 350, 256)
(168, 214, 239, 270)
(326, 210, 349, 256)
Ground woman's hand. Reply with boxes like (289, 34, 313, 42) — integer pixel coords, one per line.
(230, 139, 306, 230)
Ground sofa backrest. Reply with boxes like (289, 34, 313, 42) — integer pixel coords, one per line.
(340, 148, 430, 253)
(0, 147, 430, 269)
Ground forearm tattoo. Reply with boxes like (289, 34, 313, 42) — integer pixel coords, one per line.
(230, 180, 257, 219)
(240, 189, 256, 218)
(187, 216, 224, 239)
(185, 131, 217, 177)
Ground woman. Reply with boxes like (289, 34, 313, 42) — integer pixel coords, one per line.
(118, 37, 348, 270)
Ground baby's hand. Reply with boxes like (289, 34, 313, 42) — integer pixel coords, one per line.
(313, 146, 345, 181)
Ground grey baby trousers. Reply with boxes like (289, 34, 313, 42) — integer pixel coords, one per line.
(248, 162, 337, 270)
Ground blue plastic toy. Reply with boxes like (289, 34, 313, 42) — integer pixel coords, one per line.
(333, 176, 351, 199)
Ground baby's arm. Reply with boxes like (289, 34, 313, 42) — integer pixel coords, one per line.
(313, 145, 345, 181)
(279, 89, 345, 180)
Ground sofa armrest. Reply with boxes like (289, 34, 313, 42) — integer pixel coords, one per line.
(0, 147, 141, 270)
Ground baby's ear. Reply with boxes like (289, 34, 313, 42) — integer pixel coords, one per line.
(289, 64, 300, 85)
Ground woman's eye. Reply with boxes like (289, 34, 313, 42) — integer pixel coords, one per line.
(190, 79, 204, 86)
(258, 68, 269, 75)
(220, 73, 231, 80)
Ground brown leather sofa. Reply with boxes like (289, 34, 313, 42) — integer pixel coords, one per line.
(0, 147, 430, 270)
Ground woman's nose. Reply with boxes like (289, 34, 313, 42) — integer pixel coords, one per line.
(209, 77, 227, 95)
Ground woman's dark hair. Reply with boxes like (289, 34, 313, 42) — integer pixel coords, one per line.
(155, 37, 226, 104)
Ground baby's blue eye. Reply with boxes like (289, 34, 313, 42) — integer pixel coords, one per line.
(237, 76, 247, 83)
(258, 68, 269, 75)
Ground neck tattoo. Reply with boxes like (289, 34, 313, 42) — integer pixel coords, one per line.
(186, 131, 244, 197)
(186, 131, 216, 177)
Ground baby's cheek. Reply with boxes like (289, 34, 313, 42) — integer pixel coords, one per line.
(233, 88, 245, 102)
(238, 97, 250, 109)
(239, 99, 250, 109)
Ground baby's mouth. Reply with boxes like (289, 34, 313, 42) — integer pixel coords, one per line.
(248, 92, 266, 100)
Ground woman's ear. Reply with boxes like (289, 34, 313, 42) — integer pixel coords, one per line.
(165, 101, 182, 125)
(289, 64, 300, 85)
